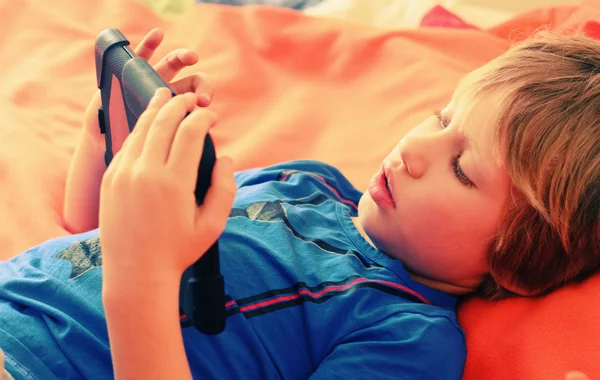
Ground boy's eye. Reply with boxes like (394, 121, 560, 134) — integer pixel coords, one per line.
(452, 156, 475, 188)
(434, 110, 449, 129)
(434, 110, 475, 188)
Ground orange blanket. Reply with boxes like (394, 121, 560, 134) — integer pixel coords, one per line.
(0, 0, 598, 378)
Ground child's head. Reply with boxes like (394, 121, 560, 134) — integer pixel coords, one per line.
(356, 32, 600, 298)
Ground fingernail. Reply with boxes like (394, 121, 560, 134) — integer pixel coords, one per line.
(199, 93, 211, 105)
(176, 49, 187, 60)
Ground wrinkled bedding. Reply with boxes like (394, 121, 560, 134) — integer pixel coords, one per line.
(196, 0, 322, 10)
(0, 0, 598, 379)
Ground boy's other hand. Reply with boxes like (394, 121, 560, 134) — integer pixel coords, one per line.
(83, 28, 214, 152)
(99, 89, 235, 286)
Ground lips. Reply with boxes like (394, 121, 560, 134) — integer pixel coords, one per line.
(368, 167, 395, 209)
(383, 169, 393, 199)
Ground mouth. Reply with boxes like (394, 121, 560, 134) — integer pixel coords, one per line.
(383, 167, 394, 200)
(367, 166, 396, 209)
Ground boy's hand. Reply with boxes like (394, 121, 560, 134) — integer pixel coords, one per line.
(83, 28, 214, 151)
(99, 89, 235, 285)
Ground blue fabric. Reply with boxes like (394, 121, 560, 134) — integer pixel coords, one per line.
(196, 0, 322, 11)
(0, 160, 466, 380)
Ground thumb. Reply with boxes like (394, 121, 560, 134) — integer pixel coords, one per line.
(194, 156, 236, 239)
(566, 371, 591, 380)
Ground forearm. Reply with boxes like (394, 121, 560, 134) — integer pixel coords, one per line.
(63, 128, 106, 234)
(103, 274, 192, 380)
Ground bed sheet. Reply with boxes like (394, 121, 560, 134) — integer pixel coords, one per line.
(0, 0, 599, 379)
(196, 0, 322, 11)
(304, 0, 586, 29)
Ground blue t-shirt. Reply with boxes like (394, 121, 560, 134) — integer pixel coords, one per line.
(0, 160, 465, 379)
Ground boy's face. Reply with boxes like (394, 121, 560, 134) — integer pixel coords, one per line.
(356, 94, 511, 293)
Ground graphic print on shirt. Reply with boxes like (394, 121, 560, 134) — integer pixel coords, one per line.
(53, 237, 102, 280)
(229, 198, 373, 269)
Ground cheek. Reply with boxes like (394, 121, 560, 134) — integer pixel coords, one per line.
(397, 197, 456, 246)
(359, 184, 503, 256)
(396, 189, 501, 252)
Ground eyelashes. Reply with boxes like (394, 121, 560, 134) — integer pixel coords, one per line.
(433, 110, 475, 188)
(434, 109, 449, 129)
(452, 156, 474, 188)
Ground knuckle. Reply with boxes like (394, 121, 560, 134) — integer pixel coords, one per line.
(177, 128, 202, 146)
(111, 170, 131, 189)
(139, 107, 157, 120)
(166, 52, 182, 69)
(132, 164, 177, 192)
(192, 109, 217, 125)
(168, 93, 184, 106)
(194, 72, 210, 86)
(131, 165, 157, 187)
(180, 119, 208, 139)
(198, 72, 214, 87)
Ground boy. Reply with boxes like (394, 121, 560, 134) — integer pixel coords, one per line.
(0, 28, 598, 379)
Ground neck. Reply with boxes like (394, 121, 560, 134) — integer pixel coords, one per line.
(351, 217, 477, 296)
(406, 272, 476, 295)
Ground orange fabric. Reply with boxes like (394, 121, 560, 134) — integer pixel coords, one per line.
(0, 0, 597, 378)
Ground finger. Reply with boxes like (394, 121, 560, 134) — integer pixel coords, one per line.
(134, 28, 164, 62)
(194, 156, 236, 238)
(166, 108, 217, 182)
(101, 150, 122, 193)
(141, 93, 198, 164)
(120, 88, 173, 162)
(154, 49, 199, 84)
(169, 73, 215, 107)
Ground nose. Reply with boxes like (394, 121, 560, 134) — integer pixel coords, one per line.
(398, 134, 437, 179)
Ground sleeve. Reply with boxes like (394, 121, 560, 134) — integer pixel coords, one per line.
(0, 231, 112, 380)
(310, 312, 466, 380)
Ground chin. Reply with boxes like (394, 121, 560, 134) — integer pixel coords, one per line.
(357, 197, 396, 249)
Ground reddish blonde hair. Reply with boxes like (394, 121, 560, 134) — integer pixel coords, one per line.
(456, 32, 600, 298)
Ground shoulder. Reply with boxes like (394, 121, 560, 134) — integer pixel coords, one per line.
(235, 160, 347, 186)
(234, 160, 362, 206)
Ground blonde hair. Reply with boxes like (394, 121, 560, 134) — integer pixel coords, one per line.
(456, 32, 600, 298)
